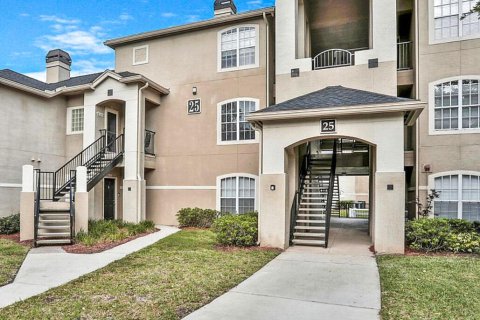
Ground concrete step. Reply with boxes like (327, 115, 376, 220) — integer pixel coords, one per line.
(292, 239, 326, 246)
(296, 219, 325, 224)
(294, 225, 326, 231)
(299, 208, 326, 212)
(38, 224, 70, 229)
(294, 232, 325, 238)
(37, 232, 71, 237)
(36, 239, 72, 245)
(40, 201, 70, 211)
(297, 213, 326, 218)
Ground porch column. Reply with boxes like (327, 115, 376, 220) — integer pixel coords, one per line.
(123, 96, 146, 223)
(20, 165, 35, 241)
(75, 166, 89, 233)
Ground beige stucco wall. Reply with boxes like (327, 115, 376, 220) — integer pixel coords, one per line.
(113, 17, 271, 224)
(416, 0, 480, 200)
(0, 86, 67, 217)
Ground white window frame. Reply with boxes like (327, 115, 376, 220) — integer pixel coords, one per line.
(132, 45, 149, 65)
(217, 98, 260, 145)
(429, 0, 480, 44)
(217, 24, 260, 72)
(429, 76, 480, 135)
(428, 170, 480, 220)
(216, 173, 259, 214)
(66, 106, 84, 135)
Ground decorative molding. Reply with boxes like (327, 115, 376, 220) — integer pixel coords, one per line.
(146, 186, 217, 190)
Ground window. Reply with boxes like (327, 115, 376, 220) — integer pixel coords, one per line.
(218, 25, 259, 71)
(433, 173, 480, 221)
(431, 78, 480, 133)
(218, 98, 258, 144)
(133, 45, 149, 65)
(67, 107, 84, 134)
(218, 175, 256, 214)
(432, 0, 480, 41)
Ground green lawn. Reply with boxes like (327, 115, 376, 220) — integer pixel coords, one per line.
(378, 255, 480, 320)
(0, 239, 29, 287)
(0, 230, 280, 320)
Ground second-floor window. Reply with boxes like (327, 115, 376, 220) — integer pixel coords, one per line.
(218, 99, 257, 144)
(67, 106, 84, 135)
(433, 0, 480, 41)
(219, 25, 258, 71)
(433, 79, 479, 132)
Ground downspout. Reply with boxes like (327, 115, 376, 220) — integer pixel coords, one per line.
(414, 0, 420, 219)
(138, 82, 149, 221)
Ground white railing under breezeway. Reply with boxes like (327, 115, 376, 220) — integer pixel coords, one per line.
(313, 49, 354, 70)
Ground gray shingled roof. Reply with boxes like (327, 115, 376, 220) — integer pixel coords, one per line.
(0, 69, 139, 92)
(255, 86, 413, 113)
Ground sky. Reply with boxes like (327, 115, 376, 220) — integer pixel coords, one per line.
(0, 0, 274, 81)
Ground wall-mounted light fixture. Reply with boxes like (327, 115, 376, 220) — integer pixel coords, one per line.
(270, 185, 276, 191)
(192, 86, 198, 95)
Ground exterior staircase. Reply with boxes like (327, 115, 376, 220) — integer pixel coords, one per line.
(291, 141, 338, 247)
(33, 132, 124, 246)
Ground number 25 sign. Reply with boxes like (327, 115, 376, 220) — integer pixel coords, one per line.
(321, 119, 336, 133)
(187, 99, 201, 115)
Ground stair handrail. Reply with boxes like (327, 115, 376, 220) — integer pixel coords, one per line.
(325, 140, 338, 248)
(69, 170, 76, 241)
(33, 169, 41, 246)
(54, 133, 107, 199)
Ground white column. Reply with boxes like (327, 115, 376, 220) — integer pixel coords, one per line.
(20, 165, 35, 241)
(75, 166, 88, 233)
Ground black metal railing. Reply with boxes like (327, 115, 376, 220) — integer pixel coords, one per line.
(145, 130, 156, 156)
(397, 41, 413, 70)
(336, 201, 369, 219)
(69, 170, 76, 240)
(324, 140, 338, 248)
(34, 170, 55, 200)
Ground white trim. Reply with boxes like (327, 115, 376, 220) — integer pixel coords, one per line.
(428, 0, 480, 45)
(0, 183, 22, 188)
(103, 177, 117, 220)
(217, 24, 260, 73)
(66, 106, 84, 135)
(216, 173, 259, 213)
(132, 45, 149, 65)
(428, 75, 480, 135)
(217, 97, 260, 145)
(427, 170, 480, 219)
(146, 186, 217, 190)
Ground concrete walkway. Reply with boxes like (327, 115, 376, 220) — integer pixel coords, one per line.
(184, 218, 380, 320)
(0, 225, 179, 309)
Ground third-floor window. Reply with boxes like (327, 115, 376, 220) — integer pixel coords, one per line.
(218, 25, 259, 71)
(433, 0, 480, 41)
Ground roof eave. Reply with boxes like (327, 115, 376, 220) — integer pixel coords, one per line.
(104, 7, 275, 48)
(119, 75, 170, 95)
(0, 78, 51, 98)
(247, 101, 426, 123)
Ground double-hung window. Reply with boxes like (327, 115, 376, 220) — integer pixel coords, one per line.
(434, 173, 480, 221)
(218, 99, 257, 144)
(433, 78, 480, 132)
(433, 0, 480, 41)
(218, 175, 256, 214)
(67, 107, 84, 135)
(219, 25, 258, 71)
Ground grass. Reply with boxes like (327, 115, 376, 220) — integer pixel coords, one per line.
(0, 239, 29, 287)
(0, 230, 280, 319)
(378, 255, 480, 320)
(76, 219, 156, 246)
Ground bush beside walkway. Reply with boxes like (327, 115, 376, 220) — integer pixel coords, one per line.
(0, 230, 280, 319)
(378, 255, 480, 320)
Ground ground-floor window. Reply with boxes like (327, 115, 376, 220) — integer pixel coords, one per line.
(434, 173, 480, 221)
(218, 174, 256, 214)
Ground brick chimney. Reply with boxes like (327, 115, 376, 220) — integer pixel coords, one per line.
(214, 0, 237, 17)
(46, 49, 71, 84)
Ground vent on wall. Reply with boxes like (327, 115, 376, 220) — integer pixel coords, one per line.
(133, 45, 149, 65)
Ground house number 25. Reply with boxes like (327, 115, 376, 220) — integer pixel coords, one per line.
(321, 120, 336, 133)
(187, 99, 201, 114)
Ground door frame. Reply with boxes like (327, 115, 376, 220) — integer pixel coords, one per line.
(103, 177, 117, 220)
(104, 108, 119, 138)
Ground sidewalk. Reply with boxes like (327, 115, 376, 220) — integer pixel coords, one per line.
(0, 225, 179, 309)
(184, 218, 380, 320)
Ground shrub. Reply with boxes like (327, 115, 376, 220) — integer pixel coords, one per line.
(177, 208, 222, 228)
(0, 213, 20, 235)
(212, 212, 258, 247)
(406, 218, 480, 253)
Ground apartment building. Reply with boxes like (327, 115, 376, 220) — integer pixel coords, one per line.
(0, 0, 478, 253)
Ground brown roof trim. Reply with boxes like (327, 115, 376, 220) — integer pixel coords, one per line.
(104, 7, 275, 48)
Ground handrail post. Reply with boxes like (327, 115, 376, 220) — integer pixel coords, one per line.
(325, 140, 338, 248)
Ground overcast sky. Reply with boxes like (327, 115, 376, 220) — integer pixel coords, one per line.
(0, 0, 274, 81)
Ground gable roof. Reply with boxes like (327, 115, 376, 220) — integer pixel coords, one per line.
(255, 86, 414, 114)
(0, 69, 139, 91)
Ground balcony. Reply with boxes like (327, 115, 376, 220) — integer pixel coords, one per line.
(313, 49, 354, 70)
(397, 41, 412, 71)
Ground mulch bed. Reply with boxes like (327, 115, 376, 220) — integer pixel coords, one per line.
(62, 229, 159, 254)
(404, 247, 479, 258)
(215, 245, 282, 253)
(0, 233, 33, 247)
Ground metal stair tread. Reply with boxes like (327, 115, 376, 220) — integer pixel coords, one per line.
(294, 226, 326, 230)
(292, 239, 326, 246)
(294, 232, 326, 237)
(296, 219, 326, 224)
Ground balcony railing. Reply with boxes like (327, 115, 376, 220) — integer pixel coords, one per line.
(145, 130, 156, 156)
(313, 49, 354, 70)
(397, 41, 413, 71)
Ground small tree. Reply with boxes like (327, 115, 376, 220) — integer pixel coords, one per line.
(415, 189, 440, 218)
(462, 1, 480, 19)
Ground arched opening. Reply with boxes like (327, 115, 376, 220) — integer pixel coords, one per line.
(285, 136, 375, 249)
